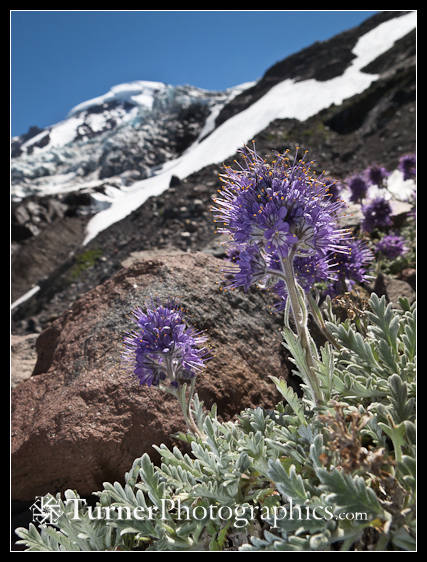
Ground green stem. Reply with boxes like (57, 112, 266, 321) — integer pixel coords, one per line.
(178, 383, 206, 440)
(307, 292, 341, 350)
(280, 253, 323, 406)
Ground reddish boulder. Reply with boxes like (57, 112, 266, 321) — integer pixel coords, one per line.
(12, 251, 287, 501)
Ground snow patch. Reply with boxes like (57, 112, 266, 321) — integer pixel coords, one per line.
(11, 285, 40, 311)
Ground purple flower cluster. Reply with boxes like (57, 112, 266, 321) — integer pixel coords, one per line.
(365, 164, 389, 187)
(123, 301, 209, 387)
(347, 174, 368, 203)
(326, 239, 373, 296)
(376, 234, 407, 260)
(323, 177, 343, 202)
(398, 153, 416, 181)
(272, 253, 331, 308)
(361, 197, 393, 232)
(224, 246, 333, 309)
(223, 246, 270, 292)
(212, 145, 349, 304)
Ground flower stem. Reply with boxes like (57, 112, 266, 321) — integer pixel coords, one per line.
(280, 253, 323, 406)
(175, 383, 206, 440)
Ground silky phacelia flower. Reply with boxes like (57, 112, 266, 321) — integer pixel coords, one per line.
(361, 197, 393, 232)
(272, 253, 331, 309)
(398, 153, 416, 181)
(122, 301, 210, 388)
(365, 164, 389, 187)
(323, 178, 343, 202)
(376, 234, 408, 260)
(347, 174, 368, 203)
(224, 245, 332, 309)
(212, 145, 348, 263)
(223, 246, 271, 291)
(326, 239, 373, 296)
(212, 146, 350, 304)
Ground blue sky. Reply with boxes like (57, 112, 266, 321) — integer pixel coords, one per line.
(11, 10, 379, 137)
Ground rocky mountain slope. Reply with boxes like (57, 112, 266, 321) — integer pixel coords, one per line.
(11, 11, 416, 333)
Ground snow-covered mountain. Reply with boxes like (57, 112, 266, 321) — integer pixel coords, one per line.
(11, 80, 253, 200)
(11, 10, 416, 326)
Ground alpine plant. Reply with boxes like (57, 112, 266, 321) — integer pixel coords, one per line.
(398, 153, 416, 181)
(122, 299, 210, 436)
(347, 174, 368, 203)
(326, 238, 374, 297)
(375, 233, 408, 260)
(361, 197, 393, 233)
(365, 164, 389, 188)
(212, 145, 350, 404)
(212, 145, 349, 287)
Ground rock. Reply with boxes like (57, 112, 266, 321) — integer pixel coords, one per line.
(22, 125, 44, 143)
(32, 326, 61, 376)
(339, 202, 363, 228)
(11, 195, 67, 243)
(11, 251, 286, 501)
(191, 184, 210, 196)
(63, 191, 92, 210)
(12, 205, 31, 225)
(11, 214, 89, 303)
(192, 198, 204, 210)
(384, 277, 415, 307)
(11, 222, 40, 242)
(169, 175, 181, 187)
(11, 334, 38, 388)
(44, 198, 67, 222)
(202, 234, 229, 259)
(399, 268, 416, 290)
(374, 272, 415, 307)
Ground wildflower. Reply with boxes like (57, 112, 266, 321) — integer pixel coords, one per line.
(376, 234, 408, 260)
(272, 252, 331, 308)
(398, 153, 416, 181)
(223, 246, 270, 291)
(326, 239, 373, 296)
(323, 177, 343, 202)
(212, 145, 348, 279)
(347, 174, 368, 203)
(123, 300, 209, 388)
(365, 164, 389, 187)
(213, 144, 349, 406)
(361, 197, 393, 232)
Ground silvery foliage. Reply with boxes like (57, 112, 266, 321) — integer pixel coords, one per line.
(15, 294, 416, 551)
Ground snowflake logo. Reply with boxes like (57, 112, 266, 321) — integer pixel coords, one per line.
(30, 496, 63, 525)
